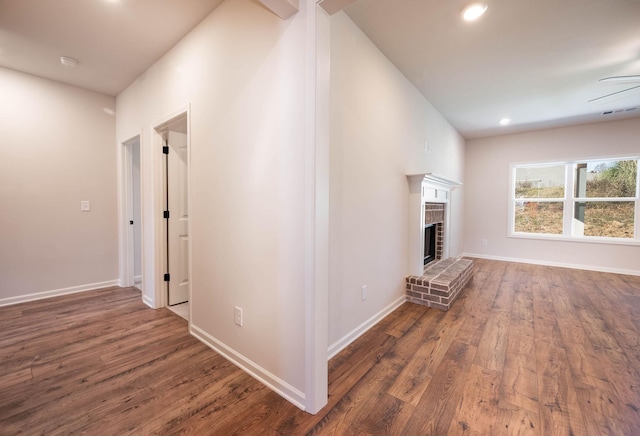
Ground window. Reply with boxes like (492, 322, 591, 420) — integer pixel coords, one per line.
(514, 164, 565, 235)
(511, 158, 639, 242)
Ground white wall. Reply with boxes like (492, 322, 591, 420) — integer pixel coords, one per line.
(0, 67, 118, 305)
(116, 0, 324, 410)
(464, 117, 640, 274)
(328, 12, 466, 351)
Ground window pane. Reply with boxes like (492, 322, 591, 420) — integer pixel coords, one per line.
(515, 201, 564, 234)
(515, 165, 565, 198)
(575, 201, 635, 238)
(576, 159, 637, 198)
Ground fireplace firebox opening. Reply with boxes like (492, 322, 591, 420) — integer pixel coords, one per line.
(424, 224, 436, 266)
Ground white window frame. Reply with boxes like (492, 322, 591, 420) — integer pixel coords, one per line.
(509, 157, 640, 245)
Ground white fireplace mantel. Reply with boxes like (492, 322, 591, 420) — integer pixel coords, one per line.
(406, 173, 462, 276)
(407, 172, 461, 190)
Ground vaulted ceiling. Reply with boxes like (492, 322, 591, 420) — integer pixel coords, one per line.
(1, 0, 639, 138)
(343, 0, 640, 138)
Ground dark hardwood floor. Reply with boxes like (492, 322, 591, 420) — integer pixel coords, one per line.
(1, 259, 639, 435)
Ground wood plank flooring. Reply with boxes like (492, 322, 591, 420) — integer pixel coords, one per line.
(1, 258, 639, 434)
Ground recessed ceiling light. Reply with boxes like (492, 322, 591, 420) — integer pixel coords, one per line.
(59, 56, 78, 68)
(462, 3, 488, 21)
(499, 118, 511, 126)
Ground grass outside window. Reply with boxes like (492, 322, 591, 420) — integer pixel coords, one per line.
(511, 158, 639, 241)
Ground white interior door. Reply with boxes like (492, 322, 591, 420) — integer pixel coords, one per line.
(167, 130, 189, 305)
(131, 141, 142, 286)
(122, 136, 142, 289)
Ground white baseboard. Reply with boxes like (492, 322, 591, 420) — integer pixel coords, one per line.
(327, 295, 406, 360)
(0, 279, 121, 307)
(190, 324, 306, 411)
(461, 252, 640, 276)
(142, 294, 154, 308)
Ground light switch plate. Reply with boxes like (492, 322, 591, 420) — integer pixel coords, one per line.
(234, 306, 243, 327)
(80, 201, 91, 211)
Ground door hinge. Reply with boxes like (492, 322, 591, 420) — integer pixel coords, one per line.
(162, 146, 169, 154)
(164, 273, 170, 282)
(163, 210, 170, 219)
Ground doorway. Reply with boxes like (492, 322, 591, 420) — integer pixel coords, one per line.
(155, 113, 190, 312)
(122, 136, 142, 290)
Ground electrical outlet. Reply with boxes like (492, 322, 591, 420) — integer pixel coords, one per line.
(361, 285, 368, 301)
(481, 239, 488, 246)
(80, 201, 91, 211)
(234, 306, 243, 327)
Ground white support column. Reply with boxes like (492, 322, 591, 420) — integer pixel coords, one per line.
(304, 0, 330, 414)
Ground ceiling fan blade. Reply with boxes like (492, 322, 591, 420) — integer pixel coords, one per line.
(588, 85, 640, 102)
(599, 75, 640, 83)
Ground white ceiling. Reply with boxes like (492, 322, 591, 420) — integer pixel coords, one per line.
(0, 0, 224, 96)
(345, 0, 640, 138)
(1, 0, 639, 138)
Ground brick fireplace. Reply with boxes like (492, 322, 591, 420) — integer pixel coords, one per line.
(406, 173, 457, 275)
(405, 173, 473, 311)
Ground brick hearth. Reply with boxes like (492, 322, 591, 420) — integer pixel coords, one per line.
(406, 258, 474, 311)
